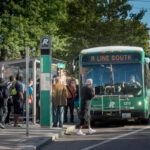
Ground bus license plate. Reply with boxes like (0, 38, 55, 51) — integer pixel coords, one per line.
(122, 113, 131, 119)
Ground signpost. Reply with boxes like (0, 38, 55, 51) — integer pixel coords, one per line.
(40, 36, 52, 127)
(26, 46, 29, 136)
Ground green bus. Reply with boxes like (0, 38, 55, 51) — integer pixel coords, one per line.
(76, 46, 150, 124)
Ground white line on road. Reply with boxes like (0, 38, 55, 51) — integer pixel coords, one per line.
(81, 125, 150, 150)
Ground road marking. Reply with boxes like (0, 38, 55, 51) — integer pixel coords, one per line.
(81, 125, 150, 150)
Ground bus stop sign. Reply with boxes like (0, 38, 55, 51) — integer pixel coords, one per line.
(40, 36, 51, 55)
(40, 36, 52, 127)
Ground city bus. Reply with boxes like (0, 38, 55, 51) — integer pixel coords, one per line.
(75, 46, 150, 124)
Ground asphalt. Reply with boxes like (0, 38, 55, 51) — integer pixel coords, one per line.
(41, 122, 150, 150)
(0, 123, 75, 150)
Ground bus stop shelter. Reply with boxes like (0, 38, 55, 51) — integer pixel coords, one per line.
(0, 57, 66, 124)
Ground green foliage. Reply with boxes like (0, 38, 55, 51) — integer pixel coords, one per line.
(0, 0, 149, 63)
(0, 0, 67, 60)
(59, 0, 150, 61)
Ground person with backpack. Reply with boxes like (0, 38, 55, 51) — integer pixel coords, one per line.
(76, 79, 96, 135)
(0, 78, 9, 129)
(64, 79, 76, 123)
(13, 73, 24, 127)
(5, 75, 16, 124)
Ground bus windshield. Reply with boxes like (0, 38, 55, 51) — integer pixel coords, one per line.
(81, 63, 142, 96)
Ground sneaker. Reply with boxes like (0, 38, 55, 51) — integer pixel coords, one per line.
(88, 128, 96, 134)
(0, 123, 5, 129)
(76, 129, 86, 136)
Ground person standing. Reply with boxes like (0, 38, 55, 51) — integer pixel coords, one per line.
(36, 75, 40, 122)
(0, 78, 9, 129)
(52, 77, 67, 128)
(76, 79, 96, 135)
(74, 79, 79, 116)
(13, 73, 24, 127)
(64, 79, 76, 123)
(5, 75, 15, 124)
(28, 79, 33, 115)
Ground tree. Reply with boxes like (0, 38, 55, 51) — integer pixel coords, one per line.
(58, 0, 150, 61)
(0, 0, 67, 60)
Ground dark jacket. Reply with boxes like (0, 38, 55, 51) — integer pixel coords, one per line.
(79, 85, 94, 121)
(80, 85, 94, 110)
(0, 84, 9, 106)
(81, 85, 94, 102)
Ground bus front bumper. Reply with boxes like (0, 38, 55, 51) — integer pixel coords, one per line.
(90, 110, 148, 121)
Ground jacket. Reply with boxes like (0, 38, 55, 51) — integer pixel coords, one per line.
(81, 85, 94, 102)
(0, 84, 9, 106)
(52, 83, 68, 106)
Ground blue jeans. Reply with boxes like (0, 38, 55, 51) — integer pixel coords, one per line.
(53, 106, 64, 127)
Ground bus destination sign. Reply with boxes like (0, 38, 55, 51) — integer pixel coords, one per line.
(82, 52, 141, 64)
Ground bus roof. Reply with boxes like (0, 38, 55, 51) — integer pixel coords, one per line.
(81, 46, 144, 53)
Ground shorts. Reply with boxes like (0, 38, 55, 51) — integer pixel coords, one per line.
(13, 99, 21, 115)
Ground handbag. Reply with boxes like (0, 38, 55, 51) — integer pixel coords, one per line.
(67, 86, 75, 100)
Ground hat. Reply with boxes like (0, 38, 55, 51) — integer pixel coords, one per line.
(0, 78, 4, 83)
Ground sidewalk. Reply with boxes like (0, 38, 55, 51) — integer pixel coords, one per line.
(0, 123, 75, 150)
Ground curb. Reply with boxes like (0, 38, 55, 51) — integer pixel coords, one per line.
(20, 125, 76, 150)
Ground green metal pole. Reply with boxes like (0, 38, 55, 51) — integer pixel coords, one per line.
(40, 36, 52, 127)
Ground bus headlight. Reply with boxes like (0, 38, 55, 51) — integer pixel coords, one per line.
(138, 101, 142, 106)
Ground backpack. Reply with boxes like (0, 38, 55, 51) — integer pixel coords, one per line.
(10, 81, 17, 96)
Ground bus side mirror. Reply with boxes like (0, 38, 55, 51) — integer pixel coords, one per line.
(70, 60, 76, 73)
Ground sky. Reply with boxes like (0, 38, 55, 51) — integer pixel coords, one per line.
(128, 0, 150, 36)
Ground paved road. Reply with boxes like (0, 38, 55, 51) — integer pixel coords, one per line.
(40, 122, 150, 150)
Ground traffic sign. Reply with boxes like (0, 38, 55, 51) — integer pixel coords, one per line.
(57, 63, 66, 69)
(40, 36, 51, 55)
(40, 36, 51, 49)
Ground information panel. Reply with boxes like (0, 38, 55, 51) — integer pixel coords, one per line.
(82, 52, 141, 64)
